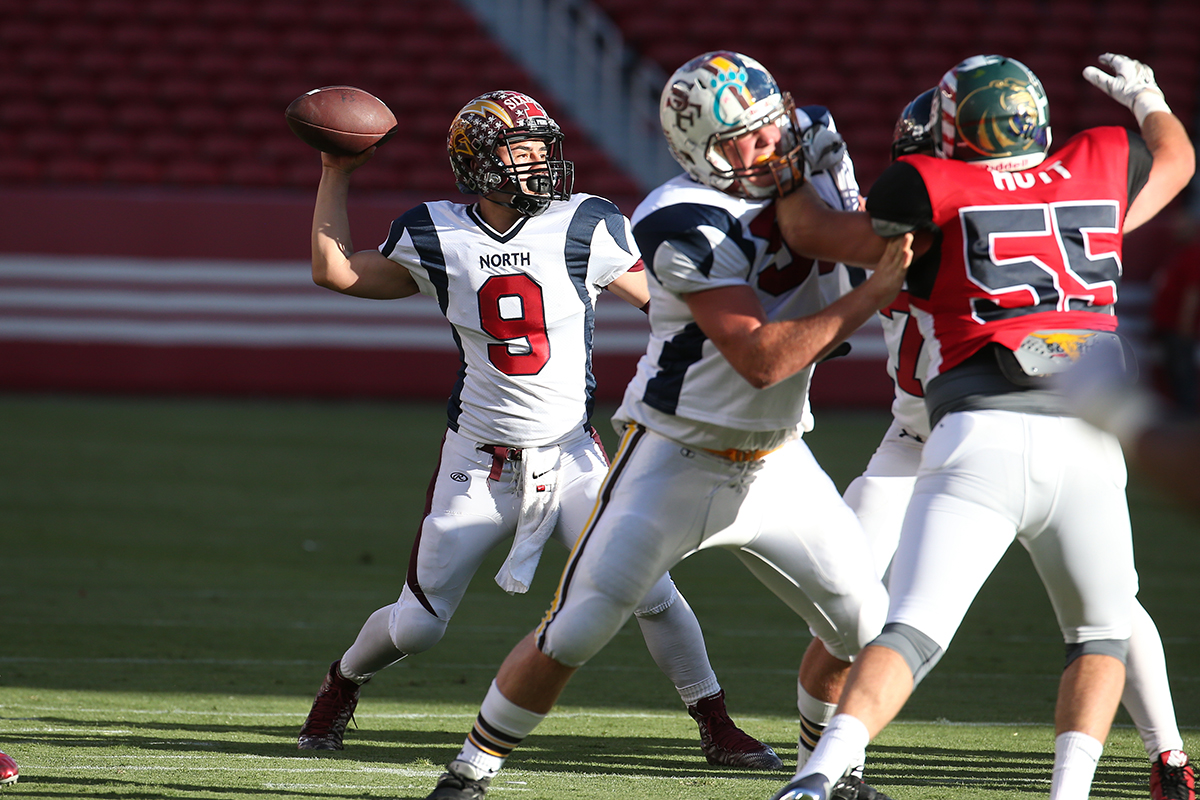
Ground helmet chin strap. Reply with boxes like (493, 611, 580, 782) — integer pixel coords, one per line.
(488, 190, 551, 217)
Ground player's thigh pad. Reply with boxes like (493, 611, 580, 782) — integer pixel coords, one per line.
(537, 427, 723, 666)
(886, 411, 1035, 649)
(843, 425, 922, 582)
(1018, 417, 1137, 643)
(887, 490, 1018, 651)
(702, 438, 889, 660)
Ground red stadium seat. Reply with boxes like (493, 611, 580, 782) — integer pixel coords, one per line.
(0, 154, 40, 183)
(140, 131, 192, 161)
(77, 130, 130, 159)
(111, 102, 171, 133)
(46, 156, 104, 183)
(226, 160, 284, 188)
(105, 157, 165, 184)
(162, 159, 223, 185)
(56, 100, 109, 131)
(143, 0, 196, 25)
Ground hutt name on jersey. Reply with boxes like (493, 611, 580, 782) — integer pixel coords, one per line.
(380, 193, 639, 447)
(623, 106, 860, 441)
(871, 126, 1153, 384)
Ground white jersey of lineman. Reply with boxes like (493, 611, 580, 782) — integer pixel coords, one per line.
(535, 109, 888, 668)
(621, 107, 859, 450)
(380, 193, 638, 448)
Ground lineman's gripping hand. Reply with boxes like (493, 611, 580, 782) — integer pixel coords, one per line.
(865, 232, 912, 309)
(1082, 53, 1172, 126)
(801, 123, 846, 179)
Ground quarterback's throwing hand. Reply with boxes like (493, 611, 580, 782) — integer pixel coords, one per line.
(1082, 53, 1171, 125)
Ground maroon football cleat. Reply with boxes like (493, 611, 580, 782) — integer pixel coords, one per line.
(297, 660, 364, 750)
(687, 690, 784, 770)
(0, 751, 17, 786)
(1152, 750, 1195, 800)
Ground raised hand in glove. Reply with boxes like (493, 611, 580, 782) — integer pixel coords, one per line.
(1082, 52, 1172, 126)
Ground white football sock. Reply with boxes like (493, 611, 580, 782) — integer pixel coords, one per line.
(797, 681, 838, 770)
(800, 713, 869, 782)
(1051, 731, 1104, 800)
(634, 591, 719, 705)
(454, 680, 546, 779)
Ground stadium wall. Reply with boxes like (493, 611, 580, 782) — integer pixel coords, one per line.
(3, 185, 1169, 409)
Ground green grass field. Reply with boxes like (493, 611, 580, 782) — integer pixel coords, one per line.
(1, 394, 1195, 799)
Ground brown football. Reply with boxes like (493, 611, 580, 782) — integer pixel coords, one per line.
(285, 86, 398, 156)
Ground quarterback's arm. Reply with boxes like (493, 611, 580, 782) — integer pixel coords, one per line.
(312, 150, 419, 299)
(604, 265, 651, 311)
(686, 234, 912, 388)
(1123, 111, 1195, 234)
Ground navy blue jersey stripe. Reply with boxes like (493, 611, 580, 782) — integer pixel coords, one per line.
(641, 322, 708, 415)
(633, 202, 755, 280)
(392, 205, 451, 312)
(564, 197, 627, 424)
(390, 205, 467, 429)
(799, 104, 831, 129)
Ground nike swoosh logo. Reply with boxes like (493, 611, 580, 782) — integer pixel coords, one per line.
(532, 469, 552, 479)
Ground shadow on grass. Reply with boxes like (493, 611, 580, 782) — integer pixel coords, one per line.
(12, 773, 342, 798)
(12, 717, 1149, 799)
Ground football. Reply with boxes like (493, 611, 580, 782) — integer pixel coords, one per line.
(285, 86, 398, 156)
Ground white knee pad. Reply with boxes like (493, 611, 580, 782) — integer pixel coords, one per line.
(633, 573, 678, 617)
(539, 596, 634, 667)
(388, 589, 450, 656)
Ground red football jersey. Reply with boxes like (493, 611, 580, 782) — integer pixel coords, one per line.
(869, 126, 1151, 377)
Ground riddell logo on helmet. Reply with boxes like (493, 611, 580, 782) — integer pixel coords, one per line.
(991, 159, 1073, 190)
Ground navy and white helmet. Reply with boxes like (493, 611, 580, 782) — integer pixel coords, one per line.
(934, 55, 1051, 171)
(891, 87, 937, 160)
(659, 51, 804, 198)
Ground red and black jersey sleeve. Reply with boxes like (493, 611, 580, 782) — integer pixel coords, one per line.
(866, 160, 934, 233)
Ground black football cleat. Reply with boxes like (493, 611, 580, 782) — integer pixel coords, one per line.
(426, 766, 491, 800)
(832, 773, 894, 800)
(770, 772, 832, 800)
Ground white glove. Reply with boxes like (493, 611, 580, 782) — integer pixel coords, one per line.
(1082, 52, 1172, 126)
(801, 123, 846, 177)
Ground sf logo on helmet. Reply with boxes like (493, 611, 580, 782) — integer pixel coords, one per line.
(957, 78, 1046, 159)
